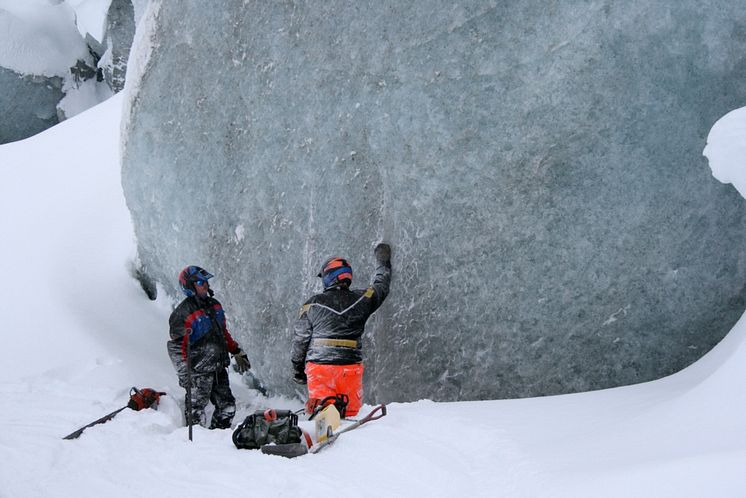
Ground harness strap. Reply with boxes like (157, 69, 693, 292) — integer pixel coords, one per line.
(304, 287, 376, 317)
(312, 338, 359, 348)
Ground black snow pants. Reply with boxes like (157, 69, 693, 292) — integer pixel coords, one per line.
(180, 368, 236, 429)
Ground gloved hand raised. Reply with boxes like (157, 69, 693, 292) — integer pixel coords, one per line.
(374, 243, 391, 268)
(232, 349, 251, 374)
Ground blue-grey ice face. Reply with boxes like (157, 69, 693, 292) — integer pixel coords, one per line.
(102, 0, 136, 93)
(0, 68, 63, 144)
(122, 1, 746, 402)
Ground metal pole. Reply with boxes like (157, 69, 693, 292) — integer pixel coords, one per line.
(185, 329, 193, 442)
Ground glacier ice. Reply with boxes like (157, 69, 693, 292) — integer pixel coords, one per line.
(0, 68, 63, 144)
(122, 1, 746, 402)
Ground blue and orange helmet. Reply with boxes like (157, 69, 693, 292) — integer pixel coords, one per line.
(318, 257, 352, 289)
(178, 265, 214, 296)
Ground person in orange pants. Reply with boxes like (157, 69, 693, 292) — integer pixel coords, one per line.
(305, 363, 365, 416)
(291, 244, 392, 417)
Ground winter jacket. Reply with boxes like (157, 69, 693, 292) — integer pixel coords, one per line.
(292, 263, 391, 370)
(167, 296, 240, 378)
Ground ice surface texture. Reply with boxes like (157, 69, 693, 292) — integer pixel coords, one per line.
(0, 68, 62, 144)
(102, 0, 136, 93)
(122, 1, 746, 402)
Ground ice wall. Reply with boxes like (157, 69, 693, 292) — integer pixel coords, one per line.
(122, 1, 746, 402)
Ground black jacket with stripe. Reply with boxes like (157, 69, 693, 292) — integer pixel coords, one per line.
(291, 263, 391, 370)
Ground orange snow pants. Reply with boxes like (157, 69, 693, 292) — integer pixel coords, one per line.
(305, 362, 364, 417)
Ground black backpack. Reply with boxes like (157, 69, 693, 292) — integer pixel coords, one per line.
(232, 409, 302, 450)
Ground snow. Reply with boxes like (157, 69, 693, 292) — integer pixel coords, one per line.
(703, 106, 746, 199)
(0, 0, 89, 77)
(1, 79, 746, 498)
(58, 76, 114, 120)
(66, 0, 112, 42)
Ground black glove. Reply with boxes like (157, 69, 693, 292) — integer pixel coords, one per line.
(374, 243, 391, 268)
(292, 366, 307, 385)
(232, 349, 251, 374)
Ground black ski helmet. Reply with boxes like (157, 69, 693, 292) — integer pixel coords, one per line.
(318, 257, 352, 289)
(178, 265, 214, 296)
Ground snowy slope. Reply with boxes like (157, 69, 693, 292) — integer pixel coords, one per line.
(1, 96, 745, 498)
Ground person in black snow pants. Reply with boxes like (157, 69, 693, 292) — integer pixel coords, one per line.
(291, 243, 392, 417)
(167, 266, 252, 429)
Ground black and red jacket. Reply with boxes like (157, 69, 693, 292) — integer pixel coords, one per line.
(167, 295, 240, 377)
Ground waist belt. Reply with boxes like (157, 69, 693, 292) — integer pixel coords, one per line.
(312, 338, 359, 348)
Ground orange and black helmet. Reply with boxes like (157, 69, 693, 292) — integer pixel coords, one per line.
(318, 257, 352, 289)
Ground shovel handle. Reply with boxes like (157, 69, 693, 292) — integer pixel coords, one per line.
(360, 404, 386, 423)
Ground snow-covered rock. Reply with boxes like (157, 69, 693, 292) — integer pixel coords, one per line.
(0, 0, 135, 143)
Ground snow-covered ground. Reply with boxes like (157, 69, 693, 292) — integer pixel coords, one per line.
(1, 93, 746, 497)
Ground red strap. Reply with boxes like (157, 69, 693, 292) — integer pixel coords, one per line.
(302, 429, 313, 448)
(180, 334, 189, 360)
